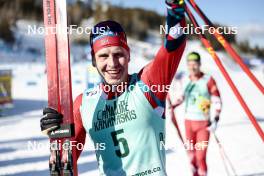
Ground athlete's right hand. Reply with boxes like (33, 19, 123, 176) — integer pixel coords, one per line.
(166, 0, 184, 5)
(40, 107, 63, 135)
(172, 96, 184, 108)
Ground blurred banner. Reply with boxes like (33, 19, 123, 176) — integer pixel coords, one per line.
(0, 69, 12, 105)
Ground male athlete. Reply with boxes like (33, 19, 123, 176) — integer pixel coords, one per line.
(40, 0, 186, 175)
(171, 52, 222, 176)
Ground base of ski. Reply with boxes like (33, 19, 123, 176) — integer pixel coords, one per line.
(49, 140, 62, 176)
(62, 140, 74, 176)
(49, 139, 75, 176)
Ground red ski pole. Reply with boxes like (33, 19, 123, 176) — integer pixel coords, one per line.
(167, 95, 184, 142)
(187, 0, 264, 95)
(184, 4, 264, 142)
(167, 95, 195, 174)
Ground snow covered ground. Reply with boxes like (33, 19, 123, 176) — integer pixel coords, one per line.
(0, 40, 264, 176)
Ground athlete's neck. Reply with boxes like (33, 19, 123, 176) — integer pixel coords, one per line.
(190, 72, 203, 81)
(102, 75, 131, 99)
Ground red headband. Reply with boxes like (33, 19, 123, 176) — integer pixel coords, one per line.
(92, 36, 129, 54)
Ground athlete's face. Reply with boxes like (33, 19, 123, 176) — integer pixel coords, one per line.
(187, 60, 201, 76)
(94, 46, 130, 85)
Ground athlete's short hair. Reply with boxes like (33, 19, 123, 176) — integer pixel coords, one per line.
(187, 52, 201, 63)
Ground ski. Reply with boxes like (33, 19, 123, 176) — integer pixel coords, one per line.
(43, 0, 78, 175)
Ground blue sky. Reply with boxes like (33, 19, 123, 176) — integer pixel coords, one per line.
(102, 0, 264, 25)
(102, 0, 264, 47)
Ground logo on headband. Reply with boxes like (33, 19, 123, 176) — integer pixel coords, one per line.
(100, 38, 110, 45)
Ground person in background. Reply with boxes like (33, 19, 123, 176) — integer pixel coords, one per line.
(170, 51, 222, 176)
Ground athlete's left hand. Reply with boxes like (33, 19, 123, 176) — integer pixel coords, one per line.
(166, 0, 185, 20)
(207, 115, 219, 132)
